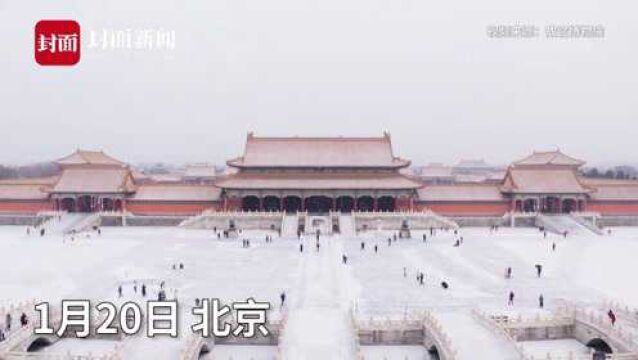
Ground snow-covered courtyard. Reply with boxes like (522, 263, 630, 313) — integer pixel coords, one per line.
(1, 224, 638, 359)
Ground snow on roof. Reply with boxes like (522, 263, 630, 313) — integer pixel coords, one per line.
(502, 168, 589, 194)
(454, 174, 488, 183)
(55, 150, 125, 167)
(417, 184, 505, 202)
(52, 168, 134, 193)
(132, 184, 221, 201)
(148, 174, 184, 183)
(228, 133, 410, 168)
(0, 176, 59, 186)
(416, 164, 454, 178)
(455, 159, 492, 169)
(580, 178, 638, 200)
(513, 150, 585, 167)
(183, 164, 217, 178)
(589, 184, 638, 200)
(216, 172, 420, 190)
(0, 184, 50, 200)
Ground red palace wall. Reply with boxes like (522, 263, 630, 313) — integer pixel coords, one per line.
(0, 200, 52, 214)
(223, 197, 242, 211)
(586, 201, 638, 216)
(395, 196, 413, 211)
(126, 201, 219, 216)
(416, 202, 510, 216)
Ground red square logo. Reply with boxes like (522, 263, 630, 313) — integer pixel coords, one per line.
(35, 20, 81, 66)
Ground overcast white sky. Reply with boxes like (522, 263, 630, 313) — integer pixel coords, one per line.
(0, 0, 635, 167)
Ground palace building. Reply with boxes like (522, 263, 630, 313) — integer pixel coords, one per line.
(1, 134, 638, 220)
(215, 133, 421, 213)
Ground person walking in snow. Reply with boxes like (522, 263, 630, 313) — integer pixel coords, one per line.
(5, 313, 11, 332)
(508, 291, 515, 306)
(538, 294, 544, 308)
(505, 267, 512, 279)
(316, 242, 320, 252)
(342, 254, 348, 265)
(19, 313, 27, 327)
(280, 292, 286, 307)
(608, 309, 617, 326)
(403, 267, 407, 278)
(374, 245, 378, 253)
(141, 284, 147, 297)
(422, 234, 427, 242)
(535, 264, 543, 278)
(118, 285, 122, 298)
(552, 242, 556, 251)
(360, 242, 365, 251)
(299, 244, 303, 253)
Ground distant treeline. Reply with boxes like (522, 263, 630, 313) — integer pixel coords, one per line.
(0, 162, 58, 180)
(582, 166, 637, 180)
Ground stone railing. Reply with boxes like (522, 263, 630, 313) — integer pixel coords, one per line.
(354, 210, 459, 231)
(0, 301, 63, 356)
(422, 311, 458, 360)
(562, 306, 638, 352)
(201, 210, 284, 217)
(270, 309, 288, 360)
(353, 310, 459, 359)
(478, 310, 574, 331)
(5, 345, 123, 360)
(178, 333, 207, 360)
(471, 308, 528, 359)
(473, 306, 638, 360)
(179, 210, 284, 229)
(36, 211, 67, 218)
(601, 300, 638, 327)
(570, 211, 601, 218)
(508, 211, 540, 217)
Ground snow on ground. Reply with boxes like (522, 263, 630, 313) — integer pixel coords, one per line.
(435, 310, 519, 360)
(45, 338, 120, 355)
(209, 345, 278, 360)
(359, 345, 426, 360)
(519, 339, 590, 358)
(2, 225, 638, 359)
(0, 226, 300, 359)
(280, 235, 358, 359)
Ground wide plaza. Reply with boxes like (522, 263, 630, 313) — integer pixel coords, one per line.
(1, 224, 638, 359)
